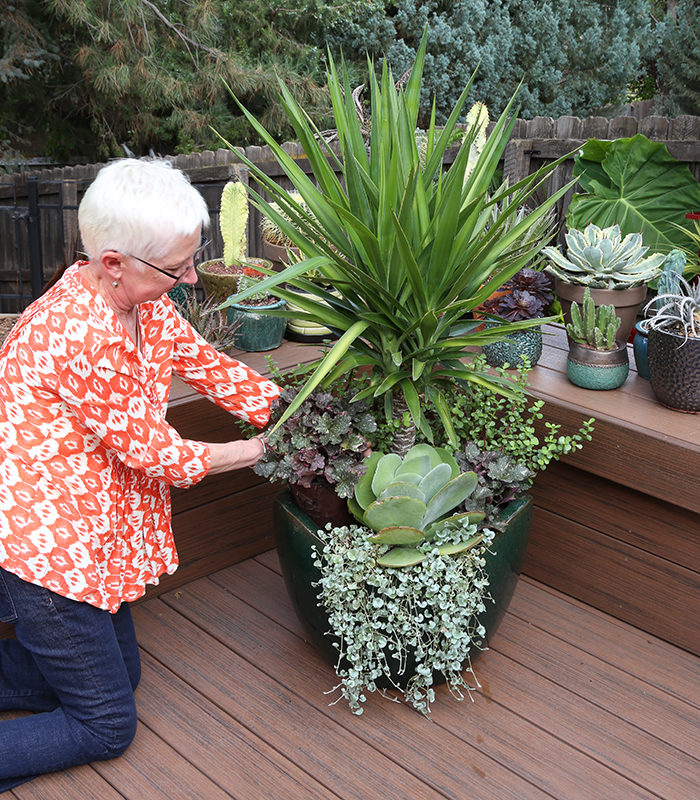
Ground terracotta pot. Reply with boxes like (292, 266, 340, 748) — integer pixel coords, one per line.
(196, 257, 273, 305)
(273, 491, 533, 687)
(261, 239, 301, 273)
(555, 278, 647, 343)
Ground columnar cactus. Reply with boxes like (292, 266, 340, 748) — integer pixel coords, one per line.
(566, 288, 621, 350)
(656, 249, 686, 311)
(348, 444, 484, 567)
(220, 181, 248, 267)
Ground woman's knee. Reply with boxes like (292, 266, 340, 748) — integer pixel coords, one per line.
(75, 694, 138, 761)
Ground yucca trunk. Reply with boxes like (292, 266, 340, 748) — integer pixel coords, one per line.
(390, 395, 416, 457)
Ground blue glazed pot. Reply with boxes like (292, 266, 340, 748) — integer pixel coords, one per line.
(633, 321, 649, 380)
(226, 298, 286, 351)
(566, 341, 629, 390)
(482, 327, 543, 369)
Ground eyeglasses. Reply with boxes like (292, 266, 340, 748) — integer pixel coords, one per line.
(125, 239, 211, 282)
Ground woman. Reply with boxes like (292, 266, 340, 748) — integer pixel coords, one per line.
(0, 158, 280, 790)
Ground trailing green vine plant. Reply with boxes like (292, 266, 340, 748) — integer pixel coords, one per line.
(314, 516, 495, 716)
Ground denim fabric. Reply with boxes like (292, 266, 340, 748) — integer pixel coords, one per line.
(0, 567, 141, 792)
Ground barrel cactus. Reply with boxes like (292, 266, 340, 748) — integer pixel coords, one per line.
(566, 288, 621, 350)
(543, 223, 665, 289)
(348, 444, 484, 567)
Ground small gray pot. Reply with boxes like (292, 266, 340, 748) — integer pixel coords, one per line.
(566, 340, 629, 390)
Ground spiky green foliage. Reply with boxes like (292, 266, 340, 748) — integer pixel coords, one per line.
(544, 223, 666, 289)
(349, 444, 484, 567)
(172, 288, 242, 351)
(218, 32, 573, 449)
(566, 288, 621, 350)
(656, 250, 686, 310)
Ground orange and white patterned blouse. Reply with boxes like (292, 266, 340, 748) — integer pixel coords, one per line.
(0, 263, 280, 612)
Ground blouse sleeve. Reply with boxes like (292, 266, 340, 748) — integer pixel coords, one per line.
(167, 300, 281, 428)
(55, 342, 211, 488)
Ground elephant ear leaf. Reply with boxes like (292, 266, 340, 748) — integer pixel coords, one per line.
(567, 135, 700, 269)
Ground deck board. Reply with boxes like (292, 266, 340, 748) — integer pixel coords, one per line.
(6, 550, 699, 800)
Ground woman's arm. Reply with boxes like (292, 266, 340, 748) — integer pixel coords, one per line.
(206, 435, 267, 474)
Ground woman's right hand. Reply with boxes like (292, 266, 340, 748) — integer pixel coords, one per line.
(205, 436, 267, 474)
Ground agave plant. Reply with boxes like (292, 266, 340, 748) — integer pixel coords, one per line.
(543, 223, 665, 289)
(216, 33, 573, 453)
(348, 444, 485, 567)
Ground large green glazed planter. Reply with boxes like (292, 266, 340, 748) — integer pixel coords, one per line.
(482, 327, 543, 369)
(273, 491, 533, 682)
(648, 327, 700, 412)
(226, 298, 286, 351)
(566, 341, 629, 390)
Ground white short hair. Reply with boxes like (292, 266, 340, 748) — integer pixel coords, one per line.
(78, 158, 210, 261)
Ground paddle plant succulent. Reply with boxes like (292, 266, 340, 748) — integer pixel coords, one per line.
(543, 223, 665, 289)
(348, 444, 485, 567)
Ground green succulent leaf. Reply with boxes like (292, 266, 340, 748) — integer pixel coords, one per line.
(354, 451, 383, 510)
(378, 481, 426, 502)
(423, 472, 479, 525)
(370, 453, 402, 497)
(418, 463, 453, 503)
(368, 526, 424, 545)
(364, 495, 427, 532)
(437, 534, 485, 556)
(376, 547, 426, 568)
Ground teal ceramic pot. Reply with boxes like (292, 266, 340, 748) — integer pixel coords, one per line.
(273, 491, 533, 684)
(648, 327, 700, 412)
(632, 321, 649, 380)
(226, 298, 286, 351)
(482, 327, 543, 369)
(566, 341, 629, 390)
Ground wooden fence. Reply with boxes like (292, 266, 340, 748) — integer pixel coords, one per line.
(1, 113, 699, 311)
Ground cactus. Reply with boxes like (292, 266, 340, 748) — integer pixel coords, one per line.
(656, 249, 686, 311)
(219, 181, 248, 267)
(348, 444, 484, 567)
(566, 288, 621, 350)
(543, 223, 665, 289)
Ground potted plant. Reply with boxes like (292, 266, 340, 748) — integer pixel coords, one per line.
(196, 180, 276, 305)
(642, 274, 700, 412)
(542, 223, 665, 341)
(633, 249, 687, 379)
(215, 35, 592, 713)
(260, 192, 305, 271)
(479, 267, 555, 368)
(226, 266, 286, 351)
(170, 287, 242, 352)
(255, 363, 377, 527)
(564, 288, 629, 390)
(265, 357, 594, 715)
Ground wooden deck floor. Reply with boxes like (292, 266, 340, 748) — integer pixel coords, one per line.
(7, 549, 698, 800)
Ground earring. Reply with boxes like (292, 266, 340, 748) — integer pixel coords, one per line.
(112, 281, 119, 288)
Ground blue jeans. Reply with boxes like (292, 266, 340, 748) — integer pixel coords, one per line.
(0, 567, 140, 792)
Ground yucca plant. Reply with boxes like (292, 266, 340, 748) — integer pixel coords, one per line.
(216, 33, 574, 454)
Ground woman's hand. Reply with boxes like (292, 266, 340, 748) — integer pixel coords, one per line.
(205, 435, 268, 474)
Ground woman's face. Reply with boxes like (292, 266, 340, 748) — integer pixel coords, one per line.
(122, 228, 203, 305)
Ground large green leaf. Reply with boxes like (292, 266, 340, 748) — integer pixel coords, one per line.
(567, 135, 700, 267)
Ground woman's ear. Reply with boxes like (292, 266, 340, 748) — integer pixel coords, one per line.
(99, 250, 125, 283)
